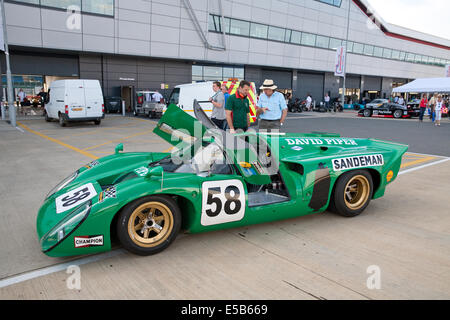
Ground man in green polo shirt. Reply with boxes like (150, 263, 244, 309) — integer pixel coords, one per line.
(225, 80, 251, 133)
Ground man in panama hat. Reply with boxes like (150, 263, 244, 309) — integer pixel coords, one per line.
(256, 79, 288, 131)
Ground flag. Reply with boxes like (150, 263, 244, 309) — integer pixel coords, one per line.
(334, 46, 346, 77)
(445, 65, 450, 78)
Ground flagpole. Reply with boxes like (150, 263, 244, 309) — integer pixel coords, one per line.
(1, 0, 16, 127)
(341, 0, 351, 109)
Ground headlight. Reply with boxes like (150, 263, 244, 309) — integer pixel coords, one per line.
(46, 171, 78, 199)
(40, 201, 91, 253)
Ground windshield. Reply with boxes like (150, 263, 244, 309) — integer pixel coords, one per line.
(150, 142, 227, 174)
(168, 88, 180, 105)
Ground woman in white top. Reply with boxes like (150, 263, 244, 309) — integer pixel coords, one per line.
(435, 94, 444, 126)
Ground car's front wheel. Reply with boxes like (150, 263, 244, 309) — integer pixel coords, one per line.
(330, 170, 373, 217)
(117, 195, 181, 256)
(363, 109, 372, 117)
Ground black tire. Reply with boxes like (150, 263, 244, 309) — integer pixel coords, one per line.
(331, 170, 373, 217)
(44, 111, 51, 122)
(94, 120, 101, 125)
(116, 195, 182, 256)
(363, 109, 372, 117)
(59, 114, 66, 127)
(393, 110, 403, 119)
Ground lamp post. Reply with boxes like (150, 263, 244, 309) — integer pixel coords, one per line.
(1, 0, 16, 127)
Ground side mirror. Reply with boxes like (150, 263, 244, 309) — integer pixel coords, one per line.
(146, 166, 163, 178)
(115, 143, 123, 154)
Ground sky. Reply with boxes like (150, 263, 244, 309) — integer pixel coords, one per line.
(365, 0, 450, 40)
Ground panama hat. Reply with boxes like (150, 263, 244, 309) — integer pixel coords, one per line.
(260, 79, 277, 90)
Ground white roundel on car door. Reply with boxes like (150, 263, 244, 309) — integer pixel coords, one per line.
(201, 180, 246, 226)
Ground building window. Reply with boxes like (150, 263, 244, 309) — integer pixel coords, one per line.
(290, 31, 302, 44)
(329, 38, 342, 49)
(391, 50, 400, 60)
(383, 48, 392, 59)
(41, 0, 81, 9)
(229, 19, 250, 37)
(301, 32, 316, 46)
(8, 0, 114, 16)
(373, 46, 383, 57)
(353, 42, 364, 54)
(315, 35, 329, 48)
(192, 65, 244, 82)
(82, 0, 113, 15)
(315, 0, 342, 7)
(363, 44, 374, 56)
(284, 29, 292, 42)
(250, 23, 268, 39)
(268, 26, 285, 42)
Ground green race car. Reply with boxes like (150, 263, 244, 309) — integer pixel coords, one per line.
(37, 101, 408, 257)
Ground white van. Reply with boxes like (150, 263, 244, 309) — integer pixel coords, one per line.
(166, 82, 215, 118)
(45, 79, 104, 127)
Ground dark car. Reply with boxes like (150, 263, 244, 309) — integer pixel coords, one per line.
(358, 102, 409, 119)
(104, 96, 122, 113)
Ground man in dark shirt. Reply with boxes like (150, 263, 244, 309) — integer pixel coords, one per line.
(225, 81, 251, 133)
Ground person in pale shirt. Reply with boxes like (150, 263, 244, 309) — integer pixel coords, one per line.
(17, 89, 26, 106)
(256, 79, 287, 131)
(152, 90, 164, 103)
(434, 94, 444, 127)
(398, 96, 405, 106)
(209, 81, 226, 130)
(324, 93, 331, 111)
(306, 93, 312, 111)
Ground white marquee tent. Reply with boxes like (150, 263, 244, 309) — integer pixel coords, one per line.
(393, 77, 450, 93)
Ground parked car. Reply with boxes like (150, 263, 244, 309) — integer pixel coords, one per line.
(104, 96, 122, 113)
(44, 79, 104, 127)
(365, 99, 389, 109)
(134, 91, 164, 118)
(37, 101, 407, 257)
(358, 102, 409, 119)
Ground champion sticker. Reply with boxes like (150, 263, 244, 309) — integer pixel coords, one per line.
(332, 154, 384, 171)
(74, 235, 104, 248)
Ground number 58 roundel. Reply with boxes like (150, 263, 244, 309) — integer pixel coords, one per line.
(201, 180, 245, 226)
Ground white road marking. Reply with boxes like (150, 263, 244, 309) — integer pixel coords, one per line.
(399, 158, 450, 175)
(15, 126, 25, 133)
(0, 249, 125, 289)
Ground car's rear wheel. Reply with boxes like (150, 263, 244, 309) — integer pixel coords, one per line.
(331, 170, 373, 217)
(363, 109, 372, 117)
(44, 111, 51, 122)
(393, 110, 403, 119)
(117, 195, 181, 256)
(59, 114, 66, 127)
(94, 119, 101, 125)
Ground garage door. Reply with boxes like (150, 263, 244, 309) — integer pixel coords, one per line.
(364, 76, 381, 91)
(297, 73, 324, 102)
(261, 69, 292, 89)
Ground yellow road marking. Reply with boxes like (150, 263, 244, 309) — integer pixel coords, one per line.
(17, 122, 99, 160)
(83, 129, 154, 151)
(400, 156, 436, 169)
(163, 146, 174, 153)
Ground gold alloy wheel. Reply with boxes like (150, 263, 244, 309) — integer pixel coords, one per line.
(343, 175, 370, 210)
(127, 202, 174, 248)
